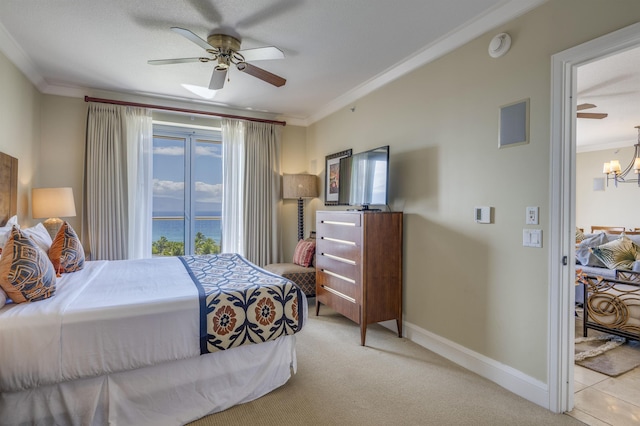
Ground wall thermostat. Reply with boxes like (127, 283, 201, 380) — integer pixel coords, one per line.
(474, 206, 491, 224)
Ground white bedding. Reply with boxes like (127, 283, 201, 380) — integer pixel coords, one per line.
(0, 255, 308, 425)
(2, 257, 201, 392)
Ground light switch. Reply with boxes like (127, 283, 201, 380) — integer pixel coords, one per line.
(526, 206, 538, 225)
(523, 229, 542, 248)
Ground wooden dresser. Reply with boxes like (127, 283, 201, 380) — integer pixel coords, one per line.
(315, 210, 403, 345)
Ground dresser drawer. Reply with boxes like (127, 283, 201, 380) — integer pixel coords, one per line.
(316, 282, 360, 324)
(316, 222, 361, 245)
(316, 269, 359, 301)
(317, 236, 360, 260)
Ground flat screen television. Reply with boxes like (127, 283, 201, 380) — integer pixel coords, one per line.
(338, 145, 389, 210)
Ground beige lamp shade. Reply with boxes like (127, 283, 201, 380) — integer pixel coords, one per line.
(32, 187, 77, 219)
(283, 174, 318, 199)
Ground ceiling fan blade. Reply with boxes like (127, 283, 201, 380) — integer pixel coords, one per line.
(237, 46, 285, 62)
(236, 62, 286, 87)
(148, 57, 207, 65)
(209, 67, 227, 90)
(577, 103, 597, 111)
(577, 112, 608, 119)
(171, 27, 214, 51)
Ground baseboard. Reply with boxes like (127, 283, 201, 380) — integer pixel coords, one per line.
(379, 320, 550, 410)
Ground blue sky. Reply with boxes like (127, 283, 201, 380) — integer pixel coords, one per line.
(152, 137, 223, 215)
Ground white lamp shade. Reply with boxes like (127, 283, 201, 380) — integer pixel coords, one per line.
(609, 160, 621, 174)
(283, 174, 318, 199)
(32, 187, 77, 219)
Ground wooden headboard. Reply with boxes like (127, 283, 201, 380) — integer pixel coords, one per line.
(0, 152, 18, 226)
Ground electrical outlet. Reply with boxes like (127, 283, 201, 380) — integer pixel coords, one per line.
(526, 206, 538, 225)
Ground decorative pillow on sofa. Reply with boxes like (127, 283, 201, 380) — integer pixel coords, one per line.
(591, 235, 639, 270)
(575, 232, 608, 267)
(22, 222, 53, 254)
(0, 287, 7, 308)
(292, 239, 316, 267)
(49, 222, 85, 273)
(576, 227, 585, 244)
(0, 227, 56, 303)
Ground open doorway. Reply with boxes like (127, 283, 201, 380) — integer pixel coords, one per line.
(549, 22, 640, 415)
(571, 45, 640, 423)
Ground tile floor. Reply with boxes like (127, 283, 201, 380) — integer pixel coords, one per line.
(568, 363, 640, 425)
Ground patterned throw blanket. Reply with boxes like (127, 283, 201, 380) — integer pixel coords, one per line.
(180, 253, 305, 354)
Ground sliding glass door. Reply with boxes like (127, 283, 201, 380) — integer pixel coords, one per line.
(152, 125, 222, 256)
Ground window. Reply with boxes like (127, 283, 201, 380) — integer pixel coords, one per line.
(152, 125, 222, 256)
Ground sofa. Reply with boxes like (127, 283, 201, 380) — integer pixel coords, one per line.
(575, 230, 640, 341)
(263, 234, 316, 297)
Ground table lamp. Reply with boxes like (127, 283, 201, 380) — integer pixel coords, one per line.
(283, 174, 318, 241)
(32, 187, 77, 239)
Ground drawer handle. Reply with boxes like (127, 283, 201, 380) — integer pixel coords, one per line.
(322, 269, 356, 284)
(322, 220, 356, 227)
(321, 285, 356, 303)
(322, 236, 356, 246)
(323, 253, 356, 265)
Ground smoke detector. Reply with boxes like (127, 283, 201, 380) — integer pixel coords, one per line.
(488, 33, 511, 58)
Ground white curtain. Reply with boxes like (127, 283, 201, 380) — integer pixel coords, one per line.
(221, 119, 245, 255)
(85, 103, 153, 260)
(125, 110, 153, 259)
(221, 119, 281, 265)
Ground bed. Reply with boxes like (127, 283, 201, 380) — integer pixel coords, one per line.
(0, 253, 307, 425)
(0, 153, 307, 425)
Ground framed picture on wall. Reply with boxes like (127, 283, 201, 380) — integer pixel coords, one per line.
(325, 149, 352, 205)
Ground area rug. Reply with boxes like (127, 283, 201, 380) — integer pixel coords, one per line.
(574, 333, 640, 377)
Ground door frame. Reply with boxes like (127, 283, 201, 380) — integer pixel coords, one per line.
(548, 22, 640, 413)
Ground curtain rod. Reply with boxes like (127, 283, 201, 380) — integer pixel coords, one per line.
(84, 96, 286, 126)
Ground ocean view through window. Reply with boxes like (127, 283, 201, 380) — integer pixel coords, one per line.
(152, 124, 222, 256)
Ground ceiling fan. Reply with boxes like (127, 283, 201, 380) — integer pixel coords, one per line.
(148, 27, 286, 90)
(577, 103, 608, 119)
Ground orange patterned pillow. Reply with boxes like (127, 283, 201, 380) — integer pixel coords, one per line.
(292, 239, 316, 267)
(49, 222, 85, 273)
(0, 227, 56, 303)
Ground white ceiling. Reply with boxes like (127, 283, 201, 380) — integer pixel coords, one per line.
(0, 0, 545, 126)
(576, 46, 640, 152)
(0, 0, 636, 141)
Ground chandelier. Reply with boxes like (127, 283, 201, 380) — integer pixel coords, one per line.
(602, 126, 640, 187)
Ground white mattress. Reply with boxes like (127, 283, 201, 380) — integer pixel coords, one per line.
(1, 257, 199, 392)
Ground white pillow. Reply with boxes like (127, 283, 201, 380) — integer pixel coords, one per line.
(22, 223, 53, 253)
(0, 287, 6, 308)
(0, 215, 19, 247)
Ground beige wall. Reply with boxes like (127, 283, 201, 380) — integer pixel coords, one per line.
(280, 124, 311, 261)
(0, 49, 41, 224)
(306, 0, 640, 382)
(38, 95, 87, 232)
(577, 146, 640, 232)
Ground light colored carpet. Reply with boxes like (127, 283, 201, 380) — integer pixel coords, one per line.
(189, 300, 581, 426)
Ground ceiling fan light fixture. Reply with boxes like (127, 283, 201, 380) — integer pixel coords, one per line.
(207, 34, 241, 52)
(151, 27, 286, 91)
